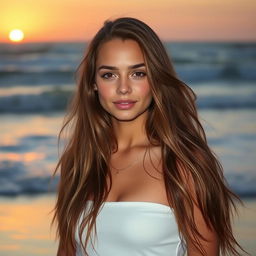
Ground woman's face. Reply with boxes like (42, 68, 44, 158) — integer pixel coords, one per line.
(94, 38, 152, 122)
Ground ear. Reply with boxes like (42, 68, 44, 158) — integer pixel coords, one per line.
(93, 83, 98, 91)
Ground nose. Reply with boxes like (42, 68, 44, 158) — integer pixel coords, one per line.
(117, 76, 132, 95)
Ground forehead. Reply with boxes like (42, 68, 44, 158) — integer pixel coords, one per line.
(96, 38, 145, 66)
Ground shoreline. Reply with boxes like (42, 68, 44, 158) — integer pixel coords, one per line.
(0, 194, 255, 256)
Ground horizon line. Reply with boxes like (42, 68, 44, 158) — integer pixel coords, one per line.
(0, 38, 256, 44)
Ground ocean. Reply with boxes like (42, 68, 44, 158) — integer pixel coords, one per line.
(0, 41, 255, 198)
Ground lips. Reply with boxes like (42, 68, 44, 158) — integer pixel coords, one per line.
(113, 100, 137, 110)
(113, 100, 136, 104)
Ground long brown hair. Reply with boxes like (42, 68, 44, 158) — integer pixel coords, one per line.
(51, 17, 245, 255)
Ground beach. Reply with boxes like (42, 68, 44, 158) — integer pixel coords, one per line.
(0, 195, 255, 256)
(0, 195, 58, 256)
(233, 198, 256, 255)
(0, 41, 255, 255)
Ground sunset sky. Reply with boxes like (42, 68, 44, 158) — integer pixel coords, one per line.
(0, 0, 255, 43)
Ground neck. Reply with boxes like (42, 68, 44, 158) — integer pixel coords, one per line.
(112, 111, 149, 151)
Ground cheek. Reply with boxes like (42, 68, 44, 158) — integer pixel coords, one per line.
(137, 82, 152, 99)
(97, 85, 113, 100)
(96, 85, 115, 109)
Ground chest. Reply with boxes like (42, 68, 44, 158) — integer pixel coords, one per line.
(105, 153, 169, 207)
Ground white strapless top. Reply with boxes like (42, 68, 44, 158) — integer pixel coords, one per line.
(75, 200, 186, 256)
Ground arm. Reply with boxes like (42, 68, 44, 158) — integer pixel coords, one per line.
(57, 242, 66, 256)
(186, 201, 219, 256)
(177, 161, 220, 256)
(56, 242, 76, 256)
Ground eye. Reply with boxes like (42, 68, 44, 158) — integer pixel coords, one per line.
(132, 71, 146, 78)
(101, 72, 115, 79)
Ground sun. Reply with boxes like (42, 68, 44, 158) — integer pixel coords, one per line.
(9, 29, 24, 42)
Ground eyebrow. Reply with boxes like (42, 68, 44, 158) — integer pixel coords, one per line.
(97, 63, 145, 71)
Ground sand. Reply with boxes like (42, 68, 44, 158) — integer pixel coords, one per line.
(0, 195, 57, 256)
(0, 195, 255, 256)
(233, 198, 256, 255)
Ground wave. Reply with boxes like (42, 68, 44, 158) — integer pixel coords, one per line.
(0, 64, 255, 87)
(167, 41, 256, 64)
(0, 88, 73, 113)
(0, 41, 256, 86)
(226, 172, 256, 198)
(0, 43, 52, 55)
(0, 42, 86, 55)
(0, 86, 255, 113)
(0, 70, 75, 86)
(175, 64, 256, 82)
(197, 94, 256, 109)
(0, 159, 255, 197)
(0, 160, 58, 196)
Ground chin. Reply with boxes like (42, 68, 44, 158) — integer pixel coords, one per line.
(111, 115, 139, 122)
(110, 110, 149, 122)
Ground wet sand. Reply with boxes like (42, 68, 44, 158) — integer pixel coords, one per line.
(0, 195, 57, 256)
(0, 195, 255, 256)
(233, 198, 256, 255)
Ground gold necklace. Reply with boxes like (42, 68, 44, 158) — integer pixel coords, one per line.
(110, 156, 142, 174)
(110, 146, 150, 174)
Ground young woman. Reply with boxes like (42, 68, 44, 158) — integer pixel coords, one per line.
(51, 17, 245, 256)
